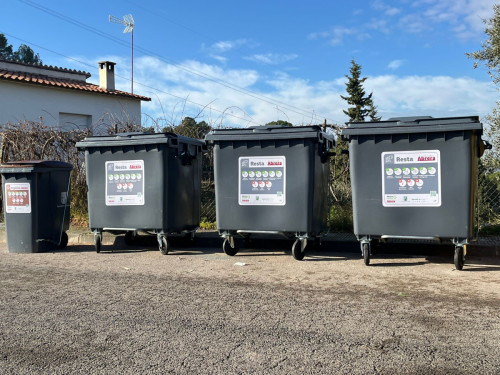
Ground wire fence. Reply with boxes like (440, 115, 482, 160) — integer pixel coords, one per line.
(0, 121, 499, 239)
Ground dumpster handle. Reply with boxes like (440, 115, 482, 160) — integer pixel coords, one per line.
(58, 170, 72, 247)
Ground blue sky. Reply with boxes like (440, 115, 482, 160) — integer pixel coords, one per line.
(2, 0, 497, 127)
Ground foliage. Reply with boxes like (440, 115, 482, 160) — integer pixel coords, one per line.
(200, 218, 217, 230)
(341, 59, 380, 122)
(265, 120, 293, 127)
(0, 34, 13, 60)
(467, 3, 500, 229)
(0, 33, 43, 65)
(367, 100, 382, 122)
(169, 116, 211, 139)
(466, 4, 500, 85)
(482, 103, 500, 173)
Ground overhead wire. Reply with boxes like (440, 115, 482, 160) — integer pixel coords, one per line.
(18, 0, 337, 124)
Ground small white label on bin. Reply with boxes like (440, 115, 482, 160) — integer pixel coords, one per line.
(238, 156, 286, 206)
(105, 160, 145, 206)
(381, 150, 441, 207)
(5, 183, 31, 213)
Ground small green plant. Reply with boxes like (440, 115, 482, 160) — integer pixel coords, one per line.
(200, 218, 216, 230)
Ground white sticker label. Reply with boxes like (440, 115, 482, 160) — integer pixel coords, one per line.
(105, 160, 145, 206)
(382, 150, 441, 207)
(238, 156, 286, 206)
(5, 183, 31, 213)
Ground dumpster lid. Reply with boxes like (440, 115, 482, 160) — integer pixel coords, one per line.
(0, 160, 73, 174)
(206, 125, 335, 142)
(341, 116, 482, 136)
(76, 132, 206, 149)
(0, 160, 73, 169)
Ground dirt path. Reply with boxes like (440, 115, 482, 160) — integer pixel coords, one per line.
(1, 242, 499, 374)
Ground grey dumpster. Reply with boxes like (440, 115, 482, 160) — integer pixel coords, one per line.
(206, 125, 335, 260)
(0, 160, 72, 253)
(76, 132, 206, 254)
(341, 116, 490, 269)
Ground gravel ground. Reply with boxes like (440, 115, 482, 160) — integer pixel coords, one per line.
(1, 236, 499, 374)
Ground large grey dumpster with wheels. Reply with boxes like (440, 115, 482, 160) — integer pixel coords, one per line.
(206, 125, 335, 260)
(0, 160, 72, 253)
(76, 132, 206, 254)
(341, 116, 490, 270)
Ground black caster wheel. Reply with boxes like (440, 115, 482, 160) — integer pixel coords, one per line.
(124, 231, 137, 245)
(159, 237, 169, 255)
(222, 237, 239, 256)
(95, 234, 102, 253)
(292, 239, 305, 261)
(454, 246, 465, 270)
(362, 243, 370, 266)
(58, 231, 69, 249)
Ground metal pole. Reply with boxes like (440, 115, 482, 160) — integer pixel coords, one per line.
(131, 28, 134, 94)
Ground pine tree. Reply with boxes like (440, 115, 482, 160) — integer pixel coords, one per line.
(341, 59, 373, 122)
(367, 95, 381, 122)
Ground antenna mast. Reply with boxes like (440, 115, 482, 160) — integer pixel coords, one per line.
(109, 14, 135, 94)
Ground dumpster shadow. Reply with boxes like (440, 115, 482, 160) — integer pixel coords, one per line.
(369, 261, 427, 267)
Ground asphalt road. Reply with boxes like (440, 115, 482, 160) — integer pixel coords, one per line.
(1, 237, 499, 374)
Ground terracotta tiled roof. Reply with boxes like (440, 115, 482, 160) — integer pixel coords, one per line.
(0, 69, 151, 101)
(0, 59, 91, 77)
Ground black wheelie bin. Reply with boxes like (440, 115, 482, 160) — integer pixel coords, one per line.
(0, 160, 72, 252)
(341, 116, 490, 269)
(76, 132, 206, 254)
(205, 125, 335, 260)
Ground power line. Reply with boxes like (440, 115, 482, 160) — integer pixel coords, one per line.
(18, 0, 336, 124)
(2, 32, 263, 127)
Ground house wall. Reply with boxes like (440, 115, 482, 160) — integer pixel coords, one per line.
(0, 80, 142, 133)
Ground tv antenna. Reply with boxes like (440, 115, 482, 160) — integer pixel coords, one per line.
(109, 14, 135, 93)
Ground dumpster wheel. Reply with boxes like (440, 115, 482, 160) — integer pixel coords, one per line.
(362, 243, 371, 266)
(454, 246, 465, 271)
(159, 236, 169, 255)
(94, 234, 102, 253)
(58, 232, 69, 249)
(292, 239, 306, 261)
(223, 237, 239, 256)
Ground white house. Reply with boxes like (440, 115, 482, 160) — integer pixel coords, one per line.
(0, 60, 150, 133)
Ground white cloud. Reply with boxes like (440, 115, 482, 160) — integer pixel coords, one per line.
(388, 59, 405, 70)
(129, 56, 496, 127)
(372, 1, 401, 16)
(407, 0, 494, 39)
(308, 26, 356, 46)
(365, 74, 496, 118)
(244, 53, 299, 65)
(209, 39, 249, 53)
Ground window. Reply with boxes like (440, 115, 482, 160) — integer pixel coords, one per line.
(59, 112, 92, 130)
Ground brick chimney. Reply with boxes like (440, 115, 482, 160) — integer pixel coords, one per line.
(98, 61, 116, 91)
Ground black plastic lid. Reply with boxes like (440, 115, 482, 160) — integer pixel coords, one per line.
(341, 116, 482, 137)
(76, 132, 205, 149)
(0, 160, 73, 169)
(206, 125, 334, 142)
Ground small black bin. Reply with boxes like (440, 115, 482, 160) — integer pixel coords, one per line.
(0, 160, 72, 253)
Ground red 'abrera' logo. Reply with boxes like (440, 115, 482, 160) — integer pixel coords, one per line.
(417, 156, 435, 161)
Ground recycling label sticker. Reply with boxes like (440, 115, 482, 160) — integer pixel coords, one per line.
(239, 156, 286, 205)
(382, 150, 441, 207)
(5, 183, 31, 213)
(105, 160, 145, 206)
